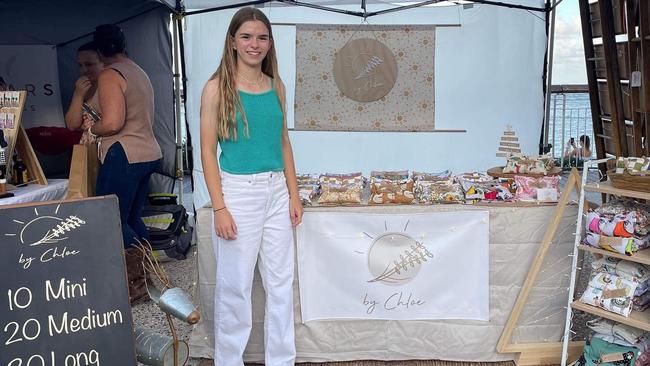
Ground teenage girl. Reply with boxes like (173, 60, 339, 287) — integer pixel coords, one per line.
(200, 7, 303, 366)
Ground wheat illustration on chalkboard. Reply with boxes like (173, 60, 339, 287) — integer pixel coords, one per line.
(362, 219, 435, 286)
(4, 205, 86, 246)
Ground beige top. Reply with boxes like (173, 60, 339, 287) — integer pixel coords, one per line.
(97, 59, 162, 164)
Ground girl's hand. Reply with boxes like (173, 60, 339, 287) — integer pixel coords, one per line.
(214, 208, 237, 240)
(289, 196, 303, 227)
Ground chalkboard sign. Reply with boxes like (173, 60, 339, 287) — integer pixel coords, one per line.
(0, 196, 137, 366)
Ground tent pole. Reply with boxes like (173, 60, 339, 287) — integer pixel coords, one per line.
(172, 13, 184, 205)
(543, 0, 558, 153)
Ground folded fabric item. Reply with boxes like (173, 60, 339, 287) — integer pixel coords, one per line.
(587, 317, 646, 345)
(503, 154, 554, 175)
(412, 170, 451, 181)
(637, 280, 650, 297)
(594, 333, 650, 356)
(458, 173, 496, 201)
(369, 178, 415, 204)
(318, 188, 363, 205)
(575, 336, 638, 366)
(318, 172, 364, 205)
(580, 272, 638, 317)
(615, 156, 650, 174)
(370, 170, 409, 180)
(320, 172, 364, 189)
(596, 199, 650, 237)
(414, 179, 464, 203)
(587, 211, 637, 238)
(633, 291, 650, 312)
(297, 173, 321, 206)
(514, 175, 560, 202)
(591, 256, 650, 283)
(584, 232, 646, 255)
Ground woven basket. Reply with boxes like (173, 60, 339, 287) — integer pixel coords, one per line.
(607, 170, 650, 192)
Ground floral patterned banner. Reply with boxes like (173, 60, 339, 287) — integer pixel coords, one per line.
(295, 25, 436, 132)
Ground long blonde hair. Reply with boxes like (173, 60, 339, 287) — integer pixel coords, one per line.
(210, 7, 283, 140)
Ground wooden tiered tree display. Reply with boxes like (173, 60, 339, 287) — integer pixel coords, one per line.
(496, 125, 521, 158)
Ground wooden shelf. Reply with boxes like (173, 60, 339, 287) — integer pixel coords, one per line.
(578, 244, 650, 266)
(571, 300, 650, 332)
(584, 180, 650, 200)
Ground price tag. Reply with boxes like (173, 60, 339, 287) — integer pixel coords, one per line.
(600, 352, 625, 363)
(536, 188, 558, 202)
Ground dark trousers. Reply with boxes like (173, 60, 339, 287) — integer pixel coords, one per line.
(96, 142, 160, 248)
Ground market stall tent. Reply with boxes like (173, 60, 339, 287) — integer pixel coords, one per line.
(180, 0, 550, 209)
(0, 0, 177, 192)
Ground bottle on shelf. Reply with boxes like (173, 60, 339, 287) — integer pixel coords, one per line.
(12, 154, 28, 185)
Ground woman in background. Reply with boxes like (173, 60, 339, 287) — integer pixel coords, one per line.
(200, 7, 302, 366)
(83, 24, 162, 303)
(64, 42, 103, 132)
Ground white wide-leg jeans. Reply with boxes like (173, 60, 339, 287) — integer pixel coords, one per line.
(212, 171, 295, 366)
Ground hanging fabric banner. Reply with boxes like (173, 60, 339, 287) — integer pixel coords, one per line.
(296, 211, 489, 321)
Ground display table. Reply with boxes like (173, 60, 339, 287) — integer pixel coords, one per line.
(0, 179, 68, 206)
(189, 203, 578, 362)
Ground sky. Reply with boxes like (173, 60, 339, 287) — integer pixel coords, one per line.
(552, 0, 587, 85)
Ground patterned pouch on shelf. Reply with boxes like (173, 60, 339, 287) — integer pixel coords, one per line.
(596, 200, 650, 237)
(583, 232, 640, 255)
(591, 256, 650, 283)
(579, 272, 638, 317)
(586, 317, 645, 345)
(586, 211, 636, 238)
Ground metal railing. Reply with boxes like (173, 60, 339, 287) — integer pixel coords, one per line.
(548, 92, 593, 169)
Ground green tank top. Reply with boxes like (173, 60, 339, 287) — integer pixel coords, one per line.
(218, 87, 284, 174)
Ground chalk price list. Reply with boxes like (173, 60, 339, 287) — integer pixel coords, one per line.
(3, 278, 125, 366)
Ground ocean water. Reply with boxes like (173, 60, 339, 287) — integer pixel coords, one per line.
(549, 92, 593, 158)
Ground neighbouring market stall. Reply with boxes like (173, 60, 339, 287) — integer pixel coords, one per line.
(0, 0, 178, 195)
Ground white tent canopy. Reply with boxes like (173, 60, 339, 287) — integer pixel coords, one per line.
(182, 0, 549, 209)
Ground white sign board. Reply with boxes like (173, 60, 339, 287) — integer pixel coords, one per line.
(0, 45, 65, 128)
(296, 211, 489, 321)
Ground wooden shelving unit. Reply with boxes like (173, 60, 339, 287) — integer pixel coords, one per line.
(561, 159, 650, 365)
(571, 301, 650, 332)
(584, 180, 650, 200)
(578, 244, 650, 265)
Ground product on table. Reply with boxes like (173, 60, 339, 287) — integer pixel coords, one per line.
(369, 171, 414, 204)
(318, 172, 364, 205)
(513, 175, 560, 202)
(502, 154, 554, 175)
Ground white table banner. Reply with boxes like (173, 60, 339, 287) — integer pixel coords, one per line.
(296, 210, 489, 321)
